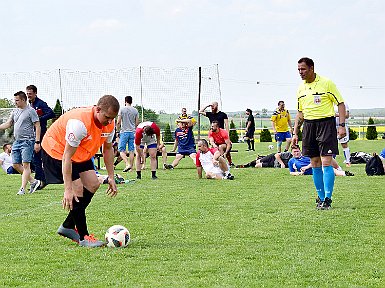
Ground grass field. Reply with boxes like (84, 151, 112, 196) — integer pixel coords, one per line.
(1, 140, 384, 287)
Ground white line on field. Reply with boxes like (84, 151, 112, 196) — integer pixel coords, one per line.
(0, 201, 61, 219)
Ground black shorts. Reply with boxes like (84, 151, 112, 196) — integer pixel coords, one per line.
(260, 153, 275, 167)
(42, 149, 95, 184)
(245, 128, 255, 139)
(302, 117, 338, 158)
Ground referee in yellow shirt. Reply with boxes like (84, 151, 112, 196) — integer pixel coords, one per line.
(292, 57, 346, 210)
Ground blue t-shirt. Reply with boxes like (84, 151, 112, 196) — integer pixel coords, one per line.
(175, 126, 195, 152)
(380, 148, 385, 159)
(288, 156, 312, 175)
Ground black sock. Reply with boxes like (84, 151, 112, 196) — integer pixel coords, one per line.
(70, 198, 88, 240)
(82, 187, 94, 209)
(62, 188, 94, 230)
(251, 140, 255, 150)
(152, 171, 156, 177)
(62, 212, 76, 229)
(136, 171, 141, 179)
(246, 139, 250, 149)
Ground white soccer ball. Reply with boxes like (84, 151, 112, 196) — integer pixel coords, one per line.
(105, 225, 130, 248)
(268, 144, 274, 150)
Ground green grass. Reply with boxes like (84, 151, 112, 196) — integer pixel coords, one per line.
(1, 141, 384, 287)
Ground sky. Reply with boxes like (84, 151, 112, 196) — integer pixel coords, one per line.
(1, 0, 384, 113)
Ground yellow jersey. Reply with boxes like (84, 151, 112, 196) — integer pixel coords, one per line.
(271, 109, 291, 132)
(296, 74, 344, 120)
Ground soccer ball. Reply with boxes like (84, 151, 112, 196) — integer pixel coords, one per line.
(105, 225, 130, 248)
(268, 145, 274, 150)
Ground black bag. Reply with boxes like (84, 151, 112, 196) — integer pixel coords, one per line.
(365, 154, 385, 176)
(350, 151, 372, 164)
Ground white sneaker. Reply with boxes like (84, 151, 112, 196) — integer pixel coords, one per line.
(30, 180, 41, 194)
(17, 188, 25, 195)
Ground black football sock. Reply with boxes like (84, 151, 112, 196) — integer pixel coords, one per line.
(246, 139, 251, 149)
(62, 212, 76, 229)
(251, 140, 255, 150)
(82, 187, 95, 209)
(70, 197, 89, 240)
(136, 171, 141, 179)
(152, 171, 156, 178)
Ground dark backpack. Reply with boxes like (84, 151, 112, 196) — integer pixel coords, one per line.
(365, 154, 385, 176)
(350, 151, 372, 164)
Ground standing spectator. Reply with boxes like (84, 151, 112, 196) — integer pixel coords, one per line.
(271, 100, 293, 152)
(293, 57, 346, 210)
(335, 102, 351, 167)
(199, 101, 229, 131)
(0, 91, 41, 194)
(245, 108, 255, 151)
(0, 143, 19, 174)
(196, 139, 234, 180)
(177, 107, 197, 124)
(135, 121, 161, 179)
(41, 95, 119, 247)
(208, 120, 234, 166)
(116, 96, 139, 172)
(26, 85, 55, 190)
(167, 118, 196, 169)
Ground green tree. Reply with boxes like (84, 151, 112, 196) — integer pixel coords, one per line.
(349, 127, 358, 140)
(53, 99, 63, 122)
(229, 120, 239, 143)
(0, 98, 15, 108)
(163, 123, 174, 142)
(260, 127, 272, 142)
(134, 105, 159, 123)
(366, 117, 377, 140)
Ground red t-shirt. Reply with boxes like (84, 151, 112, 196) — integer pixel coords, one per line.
(208, 128, 230, 145)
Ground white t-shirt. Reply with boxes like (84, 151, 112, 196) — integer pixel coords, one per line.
(0, 152, 13, 172)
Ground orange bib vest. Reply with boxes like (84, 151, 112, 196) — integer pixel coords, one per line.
(42, 106, 115, 163)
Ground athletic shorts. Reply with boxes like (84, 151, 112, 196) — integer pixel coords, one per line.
(302, 117, 338, 158)
(139, 143, 157, 149)
(260, 154, 275, 168)
(275, 131, 292, 142)
(178, 147, 196, 156)
(337, 126, 349, 144)
(118, 131, 135, 152)
(11, 139, 35, 164)
(42, 149, 95, 184)
(6, 166, 19, 174)
(245, 128, 255, 139)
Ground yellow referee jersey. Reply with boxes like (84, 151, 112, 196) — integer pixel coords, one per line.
(271, 109, 291, 132)
(296, 74, 344, 120)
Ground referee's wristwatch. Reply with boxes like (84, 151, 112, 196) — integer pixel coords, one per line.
(339, 123, 346, 127)
(35, 140, 41, 144)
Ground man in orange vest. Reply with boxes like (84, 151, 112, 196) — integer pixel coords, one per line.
(42, 95, 120, 247)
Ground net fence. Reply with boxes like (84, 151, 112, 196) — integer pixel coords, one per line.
(0, 65, 221, 114)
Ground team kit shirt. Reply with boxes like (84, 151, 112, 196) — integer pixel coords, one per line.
(175, 126, 195, 152)
(208, 128, 231, 145)
(247, 114, 255, 130)
(196, 148, 223, 174)
(177, 114, 197, 125)
(134, 122, 160, 146)
(296, 74, 344, 120)
(288, 156, 312, 175)
(271, 109, 291, 132)
(42, 106, 115, 163)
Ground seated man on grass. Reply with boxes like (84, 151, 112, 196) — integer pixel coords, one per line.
(166, 118, 196, 169)
(288, 144, 354, 176)
(196, 139, 234, 180)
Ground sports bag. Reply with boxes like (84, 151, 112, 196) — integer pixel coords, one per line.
(365, 153, 385, 176)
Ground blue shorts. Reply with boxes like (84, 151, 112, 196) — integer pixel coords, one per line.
(275, 131, 292, 142)
(11, 140, 35, 164)
(140, 143, 157, 149)
(118, 131, 135, 152)
(7, 166, 19, 174)
(178, 147, 196, 156)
